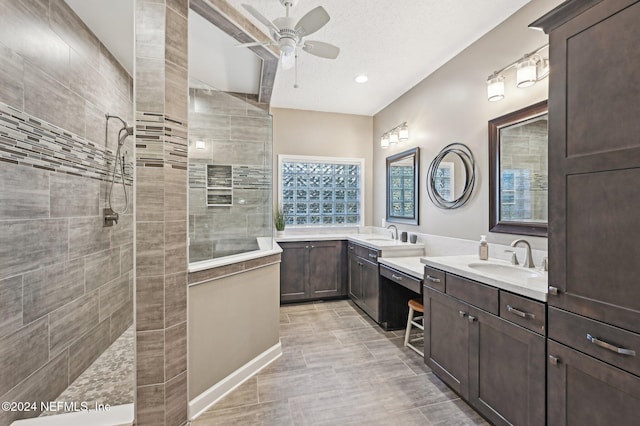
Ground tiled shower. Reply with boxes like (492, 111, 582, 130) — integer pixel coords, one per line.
(0, 1, 134, 423)
(188, 84, 273, 263)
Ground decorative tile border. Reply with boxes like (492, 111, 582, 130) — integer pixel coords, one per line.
(0, 102, 132, 184)
(136, 112, 188, 169)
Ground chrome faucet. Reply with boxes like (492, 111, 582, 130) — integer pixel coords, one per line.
(510, 239, 535, 268)
(386, 224, 398, 240)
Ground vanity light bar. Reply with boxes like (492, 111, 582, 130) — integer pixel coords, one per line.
(486, 44, 549, 102)
(380, 122, 409, 149)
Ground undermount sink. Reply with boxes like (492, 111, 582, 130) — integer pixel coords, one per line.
(468, 262, 544, 279)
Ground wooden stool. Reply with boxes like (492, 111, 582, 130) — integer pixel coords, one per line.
(404, 299, 424, 356)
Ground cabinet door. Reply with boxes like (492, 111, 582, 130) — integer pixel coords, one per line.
(279, 242, 308, 302)
(308, 241, 343, 299)
(424, 288, 470, 399)
(547, 340, 640, 425)
(470, 310, 545, 426)
(545, 0, 640, 333)
(348, 253, 362, 302)
(361, 259, 380, 322)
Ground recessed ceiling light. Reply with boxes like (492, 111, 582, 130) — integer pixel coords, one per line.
(355, 75, 368, 83)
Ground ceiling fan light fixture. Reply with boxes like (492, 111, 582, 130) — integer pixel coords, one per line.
(355, 75, 368, 83)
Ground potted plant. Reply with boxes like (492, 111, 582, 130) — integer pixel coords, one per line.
(274, 208, 286, 236)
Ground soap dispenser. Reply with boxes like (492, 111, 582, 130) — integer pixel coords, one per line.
(479, 235, 489, 260)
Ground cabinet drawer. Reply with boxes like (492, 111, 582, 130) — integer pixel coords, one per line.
(500, 291, 546, 335)
(423, 266, 445, 292)
(380, 265, 422, 293)
(354, 244, 379, 262)
(549, 307, 640, 376)
(446, 273, 499, 315)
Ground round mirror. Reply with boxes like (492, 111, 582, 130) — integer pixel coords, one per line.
(427, 143, 476, 209)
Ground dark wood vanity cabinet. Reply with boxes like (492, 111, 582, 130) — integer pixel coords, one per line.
(279, 240, 346, 303)
(347, 242, 380, 322)
(424, 274, 546, 426)
(532, 1, 640, 422)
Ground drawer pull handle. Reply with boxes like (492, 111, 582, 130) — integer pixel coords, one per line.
(468, 315, 477, 323)
(391, 274, 403, 281)
(368, 253, 377, 259)
(587, 334, 636, 356)
(459, 311, 467, 318)
(507, 305, 535, 319)
(548, 355, 560, 365)
(548, 286, 559, 295)
(349, 246, 354, 250)
(426, 275, 441, 283)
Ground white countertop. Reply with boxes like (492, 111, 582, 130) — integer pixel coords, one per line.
(421, 255, 548, 302)
(275, 233, 424, 254)
(378, 256, 425, 279)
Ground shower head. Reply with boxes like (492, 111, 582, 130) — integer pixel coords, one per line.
(105, 113, 129, 129)
(118, 127, 133, 146)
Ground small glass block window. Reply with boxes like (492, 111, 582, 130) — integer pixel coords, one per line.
(281, 156, 363, 226)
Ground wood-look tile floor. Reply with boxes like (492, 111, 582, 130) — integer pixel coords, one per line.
(192, 300, 489, 426)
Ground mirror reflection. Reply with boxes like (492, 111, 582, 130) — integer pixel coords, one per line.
(489, 101, 548, 236)
(386, 148, 420, 225)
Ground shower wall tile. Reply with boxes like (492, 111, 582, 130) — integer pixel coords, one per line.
(136, 275, 165, 332)
(165, 272, 187, 328)
(100, 45, 132, 101)
(166, 8, 188, 67)
(165, 220, 187, 275)
(189, 112, 229, 141)
(69, 49, 111, 112)
(189, 188, 207, 215)
(209, 140, 268, 166)
(0, 161, 49, 220)
(137, 330, 165, 386)
(167, 0, 189, 17)
(166, 372, 187, 426)
(165, 321, 187, 380)
(230, 116, 271, 142)
(110, 296, 134, 342)
(68, 217, 111, 260)
(0, 317, 49, 396)
(0, 276, 22, 339)
(137, 165, 165, 222)
(0, 351, 68, 425)
(23, 63, 85, 137)
(49, 291, 100, 356)
(50, 172, 100, 218)
(85, 248, 121, 292)
(137, 222, 165, 277)
(68, 319, 111, 383)
(111, 213, 134, 246)
(165, 167, 188, 221)
(136, 57, 165, 114)
(23, 259, 85, 324)
(165, 62, 188, 123)
(135, 1, 165, 60)
(0, 43, 24, 110)
(121, 242, 134, 274)
(49, 0, 101, 67)
(0, 219, 69, 279)
(99, 274, 130, 322)
(136, 384, 165, 426)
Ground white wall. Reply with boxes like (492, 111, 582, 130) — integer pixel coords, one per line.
(272, 108, 374, 225)
(372, 0, 562, 250)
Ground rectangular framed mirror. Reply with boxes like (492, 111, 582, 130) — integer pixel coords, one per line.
(489, 100, 548, 237)
(386, 147, 419, 225)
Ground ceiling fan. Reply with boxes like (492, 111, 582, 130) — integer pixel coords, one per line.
(238, 0, 340, 72)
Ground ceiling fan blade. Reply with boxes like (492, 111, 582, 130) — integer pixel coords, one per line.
(242, 4, 280, 35)
(295, 6, 330, 37)
(302, 41, 340, 59)
(236, 40, 275, 48)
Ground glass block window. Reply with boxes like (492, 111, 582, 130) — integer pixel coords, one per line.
(280, 155, 364, 226)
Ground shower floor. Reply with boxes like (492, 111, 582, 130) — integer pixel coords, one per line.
(40, 326, 135, 417)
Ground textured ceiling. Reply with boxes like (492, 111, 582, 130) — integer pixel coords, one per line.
(228, 0, 531, 115)
(66, 0, 533, 116)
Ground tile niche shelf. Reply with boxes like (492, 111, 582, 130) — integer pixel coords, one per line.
(207, 164, 233, 207)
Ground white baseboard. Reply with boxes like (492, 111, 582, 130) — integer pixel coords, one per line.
(11, 403, 134, 426)
(188, 341, 282, 420)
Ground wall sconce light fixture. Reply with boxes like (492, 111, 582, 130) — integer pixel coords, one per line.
(486, 44, 549, 102)
(380, 122, 409, 149)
